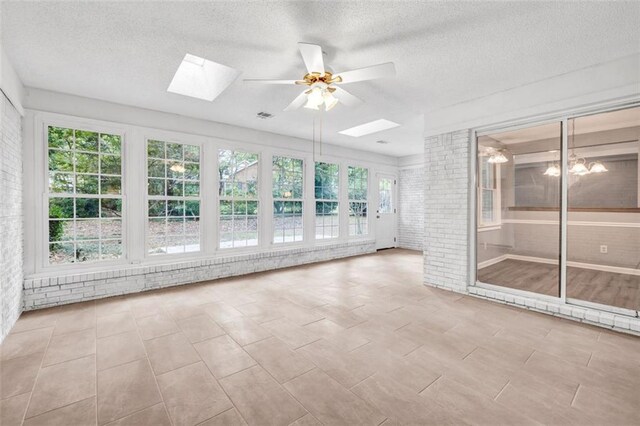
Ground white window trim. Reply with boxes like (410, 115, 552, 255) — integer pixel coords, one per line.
(144, 137, 203, 258)
(271, 153, 305, 245)
(347, 165, 371, 238)
(314, 161, 340, 240)
(478, 158, 502, 229)
(217, 149, 261, 250)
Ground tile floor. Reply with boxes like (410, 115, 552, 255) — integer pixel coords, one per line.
(1, 249, 639, 425)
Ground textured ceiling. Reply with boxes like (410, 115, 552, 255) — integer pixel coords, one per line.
(2, 1, 639, 156)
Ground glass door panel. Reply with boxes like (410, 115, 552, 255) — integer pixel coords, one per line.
(477, 122, 562, 297)
(567, 107, 640, 311)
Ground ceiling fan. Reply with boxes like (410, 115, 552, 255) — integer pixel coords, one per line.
(244, 42, 396, 112)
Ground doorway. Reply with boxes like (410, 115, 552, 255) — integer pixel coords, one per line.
(376, 174, 397, 250)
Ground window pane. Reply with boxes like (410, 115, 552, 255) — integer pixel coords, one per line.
(48, 127, 74, 150)
(378, 177, 393, 214)
(273, 201, 303, 243)
(75, 130, 99, 152)
(272, 156, 303, 199)
(349, 201, 368, 236)
(100, 134, 121, 155)
(476, 122, 561, 298)
(147, 139, 201, 255)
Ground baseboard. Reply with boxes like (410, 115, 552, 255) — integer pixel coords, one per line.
(477, 253, 640, 276)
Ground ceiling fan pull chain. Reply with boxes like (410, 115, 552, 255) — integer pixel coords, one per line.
(312, 117, 316, 162)
(319, 111, 323, 157)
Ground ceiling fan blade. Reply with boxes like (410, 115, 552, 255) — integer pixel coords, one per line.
(243, 79, 299, 85)
(334, 62, 396, 84)
(298, 42, 325, 75)
(283, 90, 309, 112)
(332, 86, 363, 107)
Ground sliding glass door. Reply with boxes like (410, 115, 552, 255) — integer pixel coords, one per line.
(566, 107, 640, 312)
(476, 105, 640, 315)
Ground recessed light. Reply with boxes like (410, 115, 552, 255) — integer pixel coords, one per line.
(167, 53, 240, 101)
(338, 119, 400, 137)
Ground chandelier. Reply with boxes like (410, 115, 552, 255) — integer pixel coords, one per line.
(543, 120, 608, 177)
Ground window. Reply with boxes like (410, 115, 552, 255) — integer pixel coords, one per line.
(478, 156, 501, 227)
(218, 149, 259, 248)
(378, 177, 393, 214)
(47, 126, 123, 264)
(315, 162, 339, 239)
(272, 156, 304, 243)
(348, 166, 368, 236)
(147, 139, 200, 255)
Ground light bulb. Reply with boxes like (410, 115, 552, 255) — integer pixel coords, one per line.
(487, 152, 508, 164)
(569, 161, 589, 176)
(307, 87, 324, 106)
(543, 164, 561, 177)
(303, 99, 320, 110)
(589, 161, 608, 173)
(323, 91, 338, 111)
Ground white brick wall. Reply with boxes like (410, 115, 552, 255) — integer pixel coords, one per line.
(398, 167, 424, 251)
(23, 240, 375, 310)
(1, 93, 23, 341)
(423, 130, 471, 292)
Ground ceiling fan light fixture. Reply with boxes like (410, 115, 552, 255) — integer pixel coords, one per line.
(487, 152, 508, 164)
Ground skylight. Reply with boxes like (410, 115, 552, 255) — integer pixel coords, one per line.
(338, 119, 400, 137)
(167, 54, 240, 101)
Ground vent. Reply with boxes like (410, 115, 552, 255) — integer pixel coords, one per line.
(256, 112, 274, 119)
(376, 140, 390, 144)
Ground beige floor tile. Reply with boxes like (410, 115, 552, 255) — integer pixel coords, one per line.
(43, 328, 96, 366)
(24, 396, 96, 426)
(288, 413, 322, 426)
(571, 384, 640, 425)
(244, 336, 315, 383)
(193, 335, 256, 379)
(235, 302, 286, 324)
(422, 376, 537, 425)
(297, 339, 375, 388)
(220, 365, 307, 426)
(1, 327, 53, 360)
(350, 343, 440, 393)
(261, 318, 320, 350)
(0, 392, 30, 426)
(164, 302, 207, 321)
(144, 332, 200, 375)
(201, 302, 245, 323)
(353, 374, 465, 425)
(97, 330, 146, 371)
(135, 312, 180, 340)
(177, 314, 226, 343)
(284, 368, 386, 426)
(0, 352, 43, 399)
(97, 359, 162, 425)
(312, 305, 368, 328)
(95, 296, 131, 317)
(53, 308, 96, 336)
(105, 403, 171, 426)
(157, 362, 233, 426)
(97, 312, 137, 338)
(199, 408, 247, 426)
(302, 318, 346, 339)
(221, 317, 272, 346)
(26, 355, 96, 418)
(10, 308, 59, 334)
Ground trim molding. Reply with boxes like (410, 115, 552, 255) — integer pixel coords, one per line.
(478, 253, 640, 276)
(502, 219, 640, 228)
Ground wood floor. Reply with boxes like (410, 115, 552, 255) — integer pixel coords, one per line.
(478, 259, 640, 311)
(1, 249, 639, 425)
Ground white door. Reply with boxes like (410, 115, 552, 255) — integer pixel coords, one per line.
(375, 175, 397, 249)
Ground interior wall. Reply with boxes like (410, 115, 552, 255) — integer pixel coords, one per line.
(0, 92, 24, 341)
(398, 166, 424, 251)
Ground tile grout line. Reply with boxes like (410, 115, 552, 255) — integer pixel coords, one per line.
(493, 380, 510, 401)
(570, 384, 581, 407)
(130, 311, 175, 426)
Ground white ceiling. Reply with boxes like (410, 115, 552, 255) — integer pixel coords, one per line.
(2, 1, 639, 157)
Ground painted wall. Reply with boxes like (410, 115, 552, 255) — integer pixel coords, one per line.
(0, 93, 23, 341)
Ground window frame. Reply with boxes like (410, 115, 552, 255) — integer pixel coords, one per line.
(347, 165, 370, 237)
(477, 156, 502, 230)
(271, 153, 305, 245)
(144, 137, 203, 258)
(217, 148, 261, 250)
(314, 161, 340, 240)
(41, 119, 128, 270)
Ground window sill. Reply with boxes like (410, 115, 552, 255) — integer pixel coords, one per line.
(478, 225, 502, 232)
